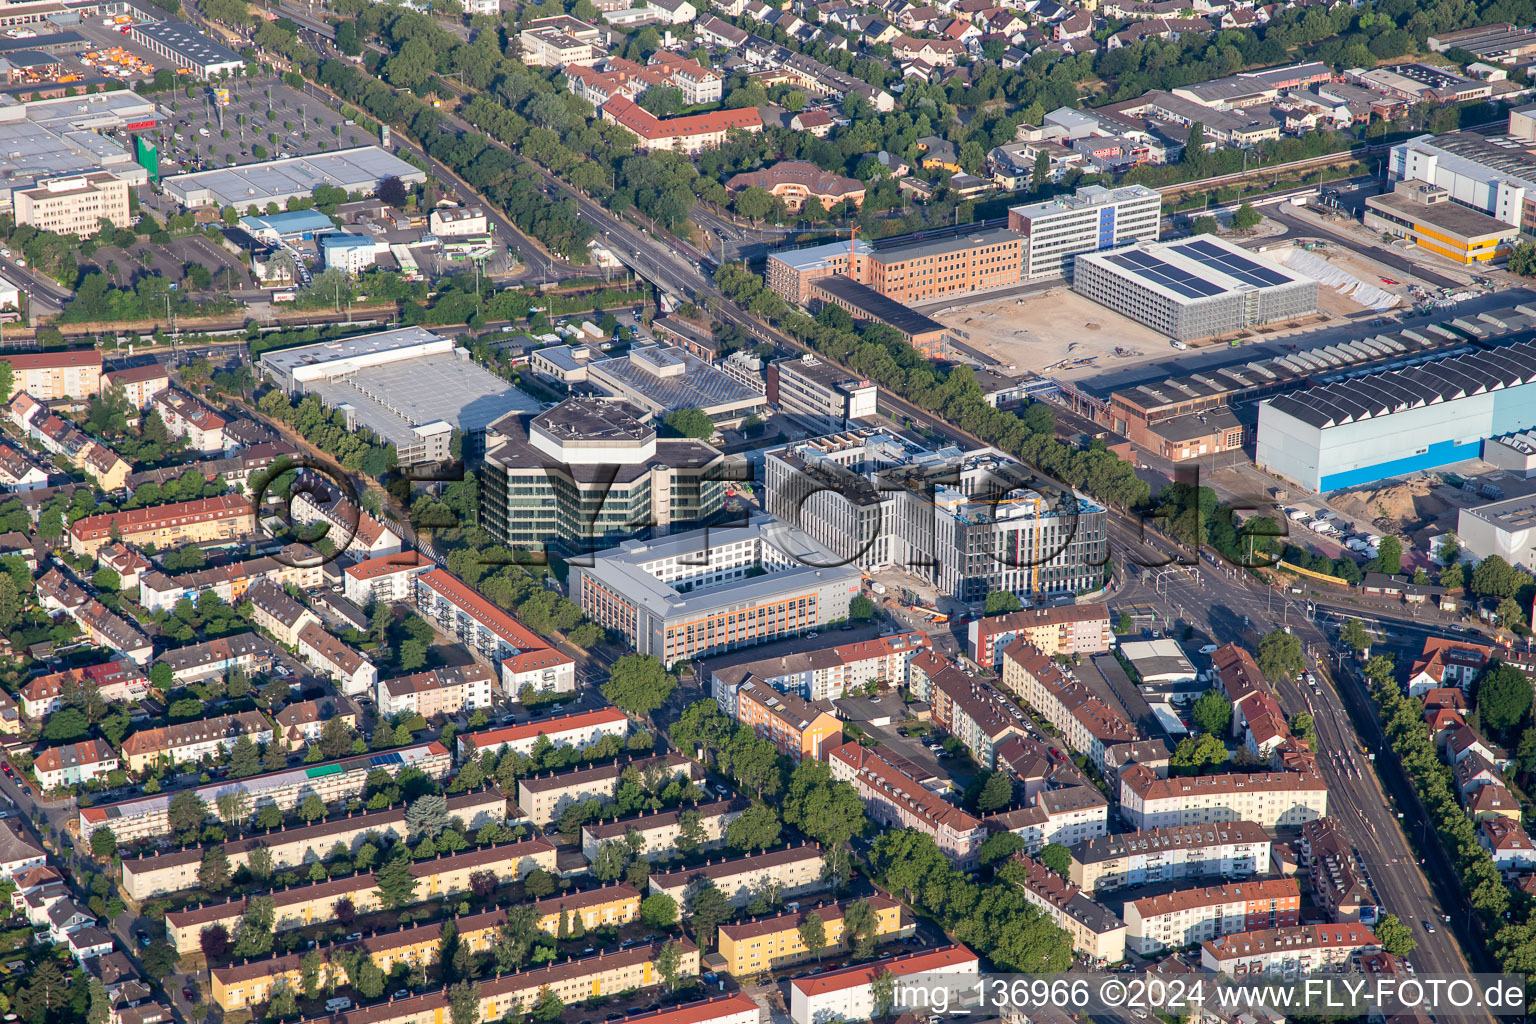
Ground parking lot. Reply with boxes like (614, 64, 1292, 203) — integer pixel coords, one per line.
(81, 233, 255, 291)
(145, 74, 375, 178)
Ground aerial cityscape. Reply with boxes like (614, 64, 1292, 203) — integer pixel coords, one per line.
(0, 1, 1535, 1024)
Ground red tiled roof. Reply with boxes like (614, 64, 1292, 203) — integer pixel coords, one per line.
(1, 351, 103, 371)
(68, 495, 252, 542)
(603, 95, 763, 141)
(790, 944, 977, 996)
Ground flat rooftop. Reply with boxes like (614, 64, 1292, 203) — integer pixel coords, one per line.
(1366, 191, 1517, 239)
(0, 90, 156, 195)
(163, 146, 425, 207)
(260, 326, 443, 376)
(1464, 493, 1536, 531)
(1008, 183, 1158, 220)
(588, 345, 762, 413)
(1079, 235, 1314, 305)
(131, 20, 241, 66)
(811, 275, 945, 337)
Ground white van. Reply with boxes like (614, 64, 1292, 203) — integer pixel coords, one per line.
(326, 998, 352, 1013)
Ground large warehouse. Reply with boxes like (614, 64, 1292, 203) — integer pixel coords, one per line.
(1255, 340, 1536, 492)
(1457, 494, 1536, 572)
(258, 327, 540, 465)
(163, 147, 426, 210)
(1072, 236, 1318, 342)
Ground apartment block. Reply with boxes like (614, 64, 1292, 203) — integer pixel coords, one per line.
(969, 603, 1113, 666)
(274, 696, 356, 750)
(601, 96, 763, 154)
(245, 578, 321, 647)
(458, 708, 631, 761)
(983, 772, 1109, 851)
(76, 599, 152, 664)
(828, 741, 985, 869)
(716, 895, 909, 976)
(1009, 855, 1127, 963)
(1001, 640, 1135, 771)
(165, 838, 558, 951)
(14, 172, 131, 237)
(414, 569, 576, 693)
(1201, 924, 1380, 976)
(0, 351, 103, 401)
(517, 755, 702, 827)
(708, 631, 930, 710)
(1068, 821, 1272, 892)
(1006, 184, 1162, 280)
(732, 680, 842, 763)
(581, 798, 747, 862)
(20, 661, 147, 719)
(1125, 877, 1300, 954)
(1298, 817, 1378, 924)
(120, 710, 273, 772)
(296, 622, 376, 696)
(648, 844, 830, 908)
(211, 884, 643, 1009)
(156, 632, 279, 684)
(152, 388, 226, 451)
(79, 741, 452, 844)
(908, 651, 1023, 769)
(1119, 764, 1328, 830)
(788, 946, 980, 1024)
(101, 364, 170, 409)
(139, 554, 325, 615)
(341, 551, 434, 607)
(289, 940, 698, 1024)
(33, 739, 119, 791)
(119, 787, 506, 900)
(377, 664, 496, 717)
(289, 485, 402, 561)
(766, 228, 1023, 306)
(67, 494, 255, 557)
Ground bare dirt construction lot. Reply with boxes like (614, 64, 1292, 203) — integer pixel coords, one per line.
(936, 287, 1169, 375)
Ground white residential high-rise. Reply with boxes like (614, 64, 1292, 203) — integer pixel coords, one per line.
(1006, 183, 1163, 280)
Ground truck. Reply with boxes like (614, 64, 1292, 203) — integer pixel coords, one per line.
(1287, 508, 1309, 521)
(1308, 520, 1336, 535)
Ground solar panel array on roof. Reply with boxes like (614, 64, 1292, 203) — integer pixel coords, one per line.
(1105, 250, 1225, 299)
(1174, 239, 1290, 288)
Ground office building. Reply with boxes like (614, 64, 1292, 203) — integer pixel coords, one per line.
(828, 741, 986, 868)
(969, 603, 1113, 665)
(766, 227, 1023, 305)
(1124, 877, 1300, 955)
(1, 350, 102, 401)
(1010, 855, 1127, 963)
(67, 494, 255, 557)
(716, 897, 909, 976)
(1073, 236, 1318, 342)
(1201, 924, 1380, 976)
(428, 206, 488, 238)
(164, 147, 426, 211)
(788, 946, 979, 1024)
(1069, 820, 1272, 892)
(765, 429, 1107, 604)
(1119, 764, 1328, 830)
(128, 21, 243, 76)
(518, 15, 604, 67)
(1363, 180, 1517, 265)
(259, 327, 539, 465)
(0, 91, 156, 209)
(1256, 340, 1536, 492)
(478, 397, 725, 554)
(78, 741, 452, 844)
(765, 355, 877, 428)
(586, 345, 765, 429)
(1006, 184, 1162, 280)
(413, 569, 576, 694)
(13, 171, 130, 237)
(572, 514, 863, 667)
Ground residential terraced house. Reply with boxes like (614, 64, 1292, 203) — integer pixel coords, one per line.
(21, 660, 147, 719)
(296, 622, 376, 696)
(375, 663, 496, 717)
(120, 710, 273, 772)
(828, 740, 986, 868)
(156, 632, 279, 684)
(67, 494, 256, 557)
(33, 738, 119, 790)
